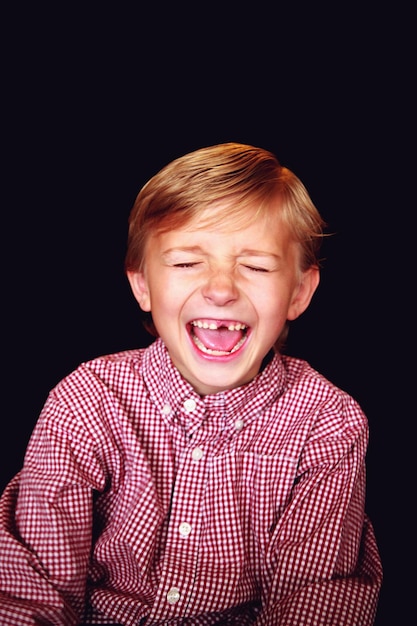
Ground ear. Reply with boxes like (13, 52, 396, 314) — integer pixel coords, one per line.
(287, 267, 320, 321)
(127, 270, 151, 312)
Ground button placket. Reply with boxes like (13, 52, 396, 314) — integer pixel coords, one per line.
(148, 430, 209, 622)
(166, 587, 181, 605)
(192, 446, 204, 461)
(183, 398, 197, 412)
(161, 403, 172, 415)
(178, 521, 192, 537)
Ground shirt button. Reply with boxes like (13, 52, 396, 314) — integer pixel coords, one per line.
(167, 587, 180, 604)
(178, 522, 192, 537)
(162, 403, 171, 415)
(183, 398, 197, 412)
(235, 419, 244, 431)
(192, 447, 204, 461)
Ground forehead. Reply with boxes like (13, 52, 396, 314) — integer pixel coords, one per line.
(148, 200, 297, 259)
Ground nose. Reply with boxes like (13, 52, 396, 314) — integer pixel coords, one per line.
(202, 270, 239, 306)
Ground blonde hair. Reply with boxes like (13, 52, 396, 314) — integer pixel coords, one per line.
(125, 142, 326, 349)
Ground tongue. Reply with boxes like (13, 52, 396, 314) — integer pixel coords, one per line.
(192, 326, 244, 352)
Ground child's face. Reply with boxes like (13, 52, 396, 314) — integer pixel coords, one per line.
(128, 201, 319, 395)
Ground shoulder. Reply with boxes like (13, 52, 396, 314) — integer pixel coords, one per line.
(55, 347, 146, 396)
(80, 346, 146, 380)
(279, 354, 368, 434)
(33, 343, 161, 444)
(44, 342, 167, 418)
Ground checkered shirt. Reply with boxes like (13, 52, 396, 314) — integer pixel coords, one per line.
(0, 338, 382, 625)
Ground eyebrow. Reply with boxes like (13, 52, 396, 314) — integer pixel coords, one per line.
(162, 246, 206, 256)
(162, 246, 282, 260)
(239, 249, 282, 259)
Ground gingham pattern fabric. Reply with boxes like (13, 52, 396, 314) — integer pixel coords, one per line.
(0, 339, 382, 625)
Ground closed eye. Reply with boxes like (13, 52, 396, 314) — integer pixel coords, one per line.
(244, 265, 270, 273)
(173, 262, 201, 268)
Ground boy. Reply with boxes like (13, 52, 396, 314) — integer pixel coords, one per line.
(0, 143, 382, 625)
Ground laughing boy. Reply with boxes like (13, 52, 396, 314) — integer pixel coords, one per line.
(0, 143, 382, 625)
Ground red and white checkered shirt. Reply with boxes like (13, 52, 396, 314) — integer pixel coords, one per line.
(0, 338, 382, 625)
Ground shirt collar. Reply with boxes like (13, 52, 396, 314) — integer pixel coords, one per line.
(142, 339, 287, 428)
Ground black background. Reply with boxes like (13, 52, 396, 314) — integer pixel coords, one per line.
(1, 5, 413, 625)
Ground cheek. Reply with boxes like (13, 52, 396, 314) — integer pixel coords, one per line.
(150, 287, 186, 326)
(252, 283, 290, 313)
(252, 287, 295, 333)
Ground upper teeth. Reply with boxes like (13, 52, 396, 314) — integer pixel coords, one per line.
(191, 321, 247, 331)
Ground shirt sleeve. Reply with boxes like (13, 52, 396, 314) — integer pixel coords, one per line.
(0, 393, 102, 626)
(253, 397, 383, 626)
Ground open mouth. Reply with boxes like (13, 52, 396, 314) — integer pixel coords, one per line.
(189, 319, 248, 356)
